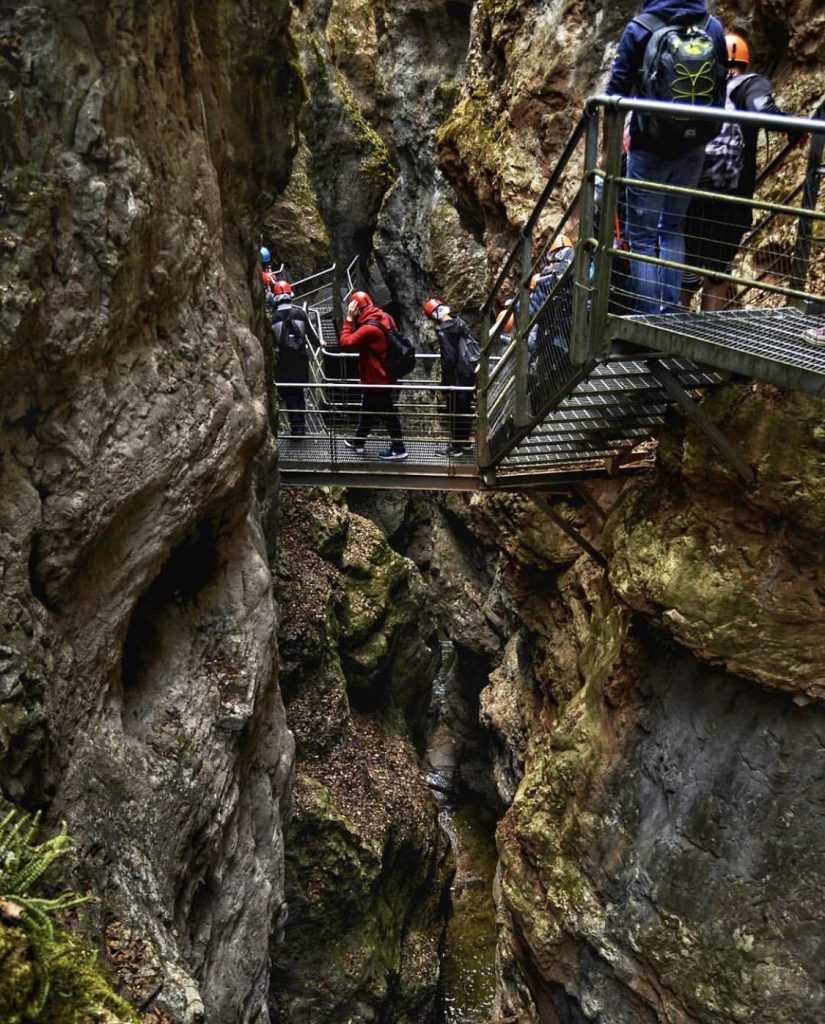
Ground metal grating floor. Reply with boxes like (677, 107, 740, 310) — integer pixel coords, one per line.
(611, 307, 825, 396)
(497, 355, 721, 470)
(278, 432, 478, 469)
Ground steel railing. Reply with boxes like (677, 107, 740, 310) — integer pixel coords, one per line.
(477, 95, 825, 470)
(275, 299, 477, 472)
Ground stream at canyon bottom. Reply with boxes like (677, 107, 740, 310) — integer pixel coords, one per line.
(425, 642, 498, 1023)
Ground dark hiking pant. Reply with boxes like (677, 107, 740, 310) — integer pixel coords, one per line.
(355, 387, 404, 450)
(279, 386, 306, 434)
(447, 389, 473, 444)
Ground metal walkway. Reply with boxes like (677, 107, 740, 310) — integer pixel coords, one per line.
(278, 96, 824, 492)
(610, 307, 825, 395)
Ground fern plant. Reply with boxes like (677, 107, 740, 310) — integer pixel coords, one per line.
(0, 807, 88, 941)
(0, 805, 139, 1022)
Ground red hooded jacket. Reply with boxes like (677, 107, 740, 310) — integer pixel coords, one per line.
(338, 305, 394, 385)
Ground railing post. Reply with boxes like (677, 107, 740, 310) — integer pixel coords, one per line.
(476, 315, 491, 468)
(571, 106, 601, 366)
(591, 107, 623, 360)
(789, 126, 824, 305)
(514, 232, 532, 427)
(332, 262, 344, 334)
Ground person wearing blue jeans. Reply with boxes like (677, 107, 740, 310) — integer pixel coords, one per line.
(626, 146, 706, 312)
(603, 0, 726, 313)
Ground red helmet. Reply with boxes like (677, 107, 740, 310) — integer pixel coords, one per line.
(424, 298, 445, 319)
(273, 280, 293, 301)
(351, 290, 372, 308)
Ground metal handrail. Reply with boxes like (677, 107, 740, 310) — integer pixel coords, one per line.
(291, 262, 336, 291)
(587, 94, 825, 136)
(475, 93, 825, 472)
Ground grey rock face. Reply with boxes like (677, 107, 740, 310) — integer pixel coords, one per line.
(291, 0, 486, 330)
(588, 647, 825, 1024)
(0, 2, 301, 1019)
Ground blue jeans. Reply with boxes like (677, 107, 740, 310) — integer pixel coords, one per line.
(626, 146, 706, 313)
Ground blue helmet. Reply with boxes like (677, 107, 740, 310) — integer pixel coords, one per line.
(260, 246, 271, 265)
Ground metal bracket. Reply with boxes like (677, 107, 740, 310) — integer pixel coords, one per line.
(528, 493, 608, 568)
(573, 483, 608, 523)
(650, 361, 754, 485)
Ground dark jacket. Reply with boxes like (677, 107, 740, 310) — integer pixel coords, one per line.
(272, 304, 316, 383)
(528, 246, 576, 322)
(435, 316, 475, 387)
(606, 0, 726, 153)
(728, 73, 791, 197)
(338, 305, 394, 385)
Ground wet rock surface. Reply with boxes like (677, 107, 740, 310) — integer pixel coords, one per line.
(282, 0, 487, 331)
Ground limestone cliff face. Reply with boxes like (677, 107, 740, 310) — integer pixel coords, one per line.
(458, 392, 825, 1023)
(269, 0, 487, 330)
(0, 3, 303, 1020)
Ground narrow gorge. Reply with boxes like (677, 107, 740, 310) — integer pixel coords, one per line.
(1, 2, 823, 1023)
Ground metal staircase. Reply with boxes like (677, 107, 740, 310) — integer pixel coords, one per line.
(277, 96, 824, 492)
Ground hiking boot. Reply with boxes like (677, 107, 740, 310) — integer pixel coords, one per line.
(344, 439, 366, 453)
(379, 446, 408, 461)
(803, 324, 825, 348)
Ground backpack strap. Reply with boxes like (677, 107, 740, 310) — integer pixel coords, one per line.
(275, 307, 305, 342)
(632, 11, 665, 33)
(633, 11, 709, 32)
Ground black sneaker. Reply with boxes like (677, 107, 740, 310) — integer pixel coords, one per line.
(438, 443, 462, 457)
(379, 447, 408, 461)
(344, 439, 366, 453)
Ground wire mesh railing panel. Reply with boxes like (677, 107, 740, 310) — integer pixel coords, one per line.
(275, 378, 478, 471)
(579, 97, 825, 371)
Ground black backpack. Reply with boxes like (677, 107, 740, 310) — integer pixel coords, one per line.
(365, 318, 417, 380)
(455, 321, 480, 385)
(635, 12, 726, 148)
(273, 309, 307, 352)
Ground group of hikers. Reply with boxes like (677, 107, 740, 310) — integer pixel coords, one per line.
(262, 0, 820, 460)
(261, 248, 479, 460)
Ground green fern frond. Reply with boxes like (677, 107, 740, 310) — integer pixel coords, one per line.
(0, 808, 74, 895)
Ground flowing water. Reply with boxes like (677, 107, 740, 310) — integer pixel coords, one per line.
(424, 642, 498, 1024)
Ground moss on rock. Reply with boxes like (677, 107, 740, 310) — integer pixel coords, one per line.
(604, 385, 825, 701)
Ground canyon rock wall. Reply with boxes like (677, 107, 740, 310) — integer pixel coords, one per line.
(0, 3, 303, 1020)
(484, 391, 825, 1023)
(271, 0, 487, 332)
(272, 488, 449, 1023)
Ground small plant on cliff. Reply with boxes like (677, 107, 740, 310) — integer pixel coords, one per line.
(0, 804, 138, 1023)
(0, 808, 86, 939)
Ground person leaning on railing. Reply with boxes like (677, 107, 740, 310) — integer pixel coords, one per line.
(601, 0, 727, 314)
(682, 33, 801, 313)
(423, 299, 478, 458)
(321, 290, 408, 461)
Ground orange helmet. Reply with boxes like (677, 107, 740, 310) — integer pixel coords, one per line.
(351, 290, 372, 308)
(424, 297, 446, 319)
(726, 33, 750, 66)
(549, 234, 574, 252)
(273, 280, 293, 301)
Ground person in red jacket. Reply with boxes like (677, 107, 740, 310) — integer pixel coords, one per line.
(330, 291, 407, 461)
